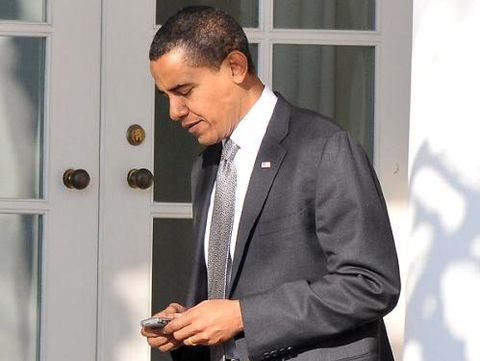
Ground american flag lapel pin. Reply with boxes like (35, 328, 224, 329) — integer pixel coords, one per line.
(261, 161, 272, 169)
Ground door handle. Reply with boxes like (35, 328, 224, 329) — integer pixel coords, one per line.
(63, 169, 91, 190)
(127, 168, 154, 190)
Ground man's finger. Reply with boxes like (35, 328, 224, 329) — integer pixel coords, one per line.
(163, 312, 193, 334)
(146, 335, 170, 348)
(158, 340, 182, 352)
(141, 327, 167, 337)
(172, 323, 197, 341)
(161, 303, 187, 314)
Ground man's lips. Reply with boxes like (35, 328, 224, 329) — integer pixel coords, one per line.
(183, 119, 202, 132)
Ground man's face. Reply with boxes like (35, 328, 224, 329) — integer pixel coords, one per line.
(150, 49, 242, 146)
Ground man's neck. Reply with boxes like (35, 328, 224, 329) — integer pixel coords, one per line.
(236, 75, 265, 124)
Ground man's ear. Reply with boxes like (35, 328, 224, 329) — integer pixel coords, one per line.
(225, 51, 249, 84)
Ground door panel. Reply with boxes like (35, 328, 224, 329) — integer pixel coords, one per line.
(273, 0, 375, 30)
(150, 218, 195, 361)
(0, 0, 101, 360)
(0, 0, 46, 22)
(44, 1, 101, 358)
(272, 44, 375, 159)
(0, 36, 45, 199)
(0, 214, 41, 361)
(153, 92, 202, 203)
(155, 0, 259, 28)
(151, 218, 195, 312)
(98, 1, 154, 360)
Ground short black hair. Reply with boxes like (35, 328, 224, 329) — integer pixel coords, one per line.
(149, 6, 255, 74)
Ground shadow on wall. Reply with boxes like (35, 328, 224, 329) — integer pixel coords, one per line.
(405, 142, 480, 361)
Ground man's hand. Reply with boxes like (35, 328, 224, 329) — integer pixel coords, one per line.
(141, 303, 187, 352)
(163, 299, 244, 347)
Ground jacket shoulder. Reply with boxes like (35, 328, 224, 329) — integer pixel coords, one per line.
(289, 104, 344, 139)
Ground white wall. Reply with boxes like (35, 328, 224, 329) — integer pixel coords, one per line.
(406, 0, 480, 360)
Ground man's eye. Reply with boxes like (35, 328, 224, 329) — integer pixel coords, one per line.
(180, 88, 192, 96)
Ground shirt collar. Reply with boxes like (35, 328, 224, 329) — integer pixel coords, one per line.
(229, 86, 277, 150)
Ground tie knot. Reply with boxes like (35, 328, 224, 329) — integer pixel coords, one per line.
(222, 138, 239, 163)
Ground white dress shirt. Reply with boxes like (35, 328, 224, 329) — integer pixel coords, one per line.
(204, 86, 278, 265)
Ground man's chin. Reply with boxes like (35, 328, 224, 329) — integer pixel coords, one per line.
(195, 135, 220, 146)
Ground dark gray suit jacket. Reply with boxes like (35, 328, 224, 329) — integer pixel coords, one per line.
(174, 95, 400, 361)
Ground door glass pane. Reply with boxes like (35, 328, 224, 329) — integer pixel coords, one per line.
(0, 36, 45, 199)
(273, 45, 375, 159)
(153, 90, 203, 203)
(249, 43, 258, 73)
(0, 0, 46, 22)
(274, 0, 375, 30)
(151, 218, 194, 361)
(153, 44, 258, 202)
(156, 0, 258, 28)
(0, 214, 42, 361)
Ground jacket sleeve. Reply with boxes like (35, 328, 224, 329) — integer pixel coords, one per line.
(239, 131, 400, 360)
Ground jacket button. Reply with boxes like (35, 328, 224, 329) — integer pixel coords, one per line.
(271, 350, 278, 357)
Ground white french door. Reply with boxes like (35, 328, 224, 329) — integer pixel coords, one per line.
(0, 1, 101, 361)
(1, 1, 411, 361)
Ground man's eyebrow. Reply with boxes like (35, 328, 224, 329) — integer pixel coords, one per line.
(167, 83, 193, 93)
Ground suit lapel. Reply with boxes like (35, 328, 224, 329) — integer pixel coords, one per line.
(192, 144, 221, 243)
(189, 144, 221, 304)
(229, 96, 291, 294)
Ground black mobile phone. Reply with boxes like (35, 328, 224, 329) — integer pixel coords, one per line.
(140, 316, 172, 329)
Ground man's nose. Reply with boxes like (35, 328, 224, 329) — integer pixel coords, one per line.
(169, 98, 188, 121)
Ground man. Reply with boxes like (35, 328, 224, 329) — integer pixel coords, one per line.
(141, 6, 400, 361)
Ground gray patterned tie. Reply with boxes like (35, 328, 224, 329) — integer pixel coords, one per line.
(208, 138, 239, 361)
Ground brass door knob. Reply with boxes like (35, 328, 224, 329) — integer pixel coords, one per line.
(63, 169, 91, 190)
(127, 168, 154, 189)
